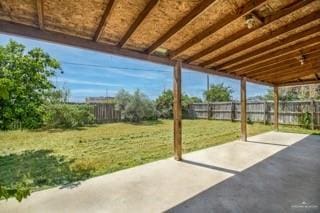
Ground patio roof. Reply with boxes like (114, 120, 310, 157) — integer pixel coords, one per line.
(0, 0, 319, 86)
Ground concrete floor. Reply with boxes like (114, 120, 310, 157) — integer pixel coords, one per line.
(1, 131, 319, 213)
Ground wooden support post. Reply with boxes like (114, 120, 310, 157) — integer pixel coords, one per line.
(173, 60, 182, 161)
(311, 100, 315, 130)
(241, 77, 247, 141)
(207, 75, 210, 120)
(274, 86, 279, 131)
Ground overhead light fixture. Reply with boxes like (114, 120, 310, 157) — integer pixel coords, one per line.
(154, 47, 168, 56)
(244, 13, 262, 29)
(297, 52, 305, 65)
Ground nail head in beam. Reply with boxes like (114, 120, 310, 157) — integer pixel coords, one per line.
(93, 0, 115, 42)
(240, 77, 247, 142)
(118, 0, 159, 48)
(173, 60, 182, 160)
(274, 86, 279, 131)
(36, 0, 44, 30)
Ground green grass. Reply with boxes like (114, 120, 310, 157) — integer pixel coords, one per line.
(0, 119, 318, 192)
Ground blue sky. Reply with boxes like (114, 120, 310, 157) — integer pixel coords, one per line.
(0, 33, 270, 102)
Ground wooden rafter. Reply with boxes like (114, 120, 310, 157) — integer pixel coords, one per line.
(145, 0, 217, 54)
(186, 0, 314, 64)
(257, 62, 320, 82)
(227, 35, 320, 74)
(250, 56, 320, 80)
(118, 0, 159, 48)
(201, 10, 320, 67)
(169, 0, 266, 59)
(220, 25, 320, 70)
(93, 0, 115, 41)
(0, 19, 273, 87)
(272, 65, 320, 81)
(230, 43, 320, 75)
(273, 68, 320, 83)
(240, 47, 320, 76)
(279, 79, 320, 87)
(36, 0, 44, 30)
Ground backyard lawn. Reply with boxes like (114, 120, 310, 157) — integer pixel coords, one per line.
(0, 119, 319, 192)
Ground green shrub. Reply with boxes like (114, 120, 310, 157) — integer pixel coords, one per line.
(298, 111, 312, 129)
(43, 104, 95, 128)
(115, 89, 158, 122)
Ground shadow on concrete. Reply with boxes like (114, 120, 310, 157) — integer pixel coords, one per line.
(181, 160, 239, 175)
(246, 140, 289, 147)
(166, 135, 320, 213)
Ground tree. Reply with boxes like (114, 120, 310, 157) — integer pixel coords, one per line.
(264, 85, 320, 101)
(0, 40, 60, 130)
(204, 83, 233, 102)
(115, 89, 157, 122)
(155, 89, 202, 118)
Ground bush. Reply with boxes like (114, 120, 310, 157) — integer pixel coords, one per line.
(298, 111, 312, 129)
(43, 104, 95, 128)
(155, 89, 202, 119)
(115, 89, 158, 122)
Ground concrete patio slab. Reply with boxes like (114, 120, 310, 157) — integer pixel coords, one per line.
(1, 131, 319, 213)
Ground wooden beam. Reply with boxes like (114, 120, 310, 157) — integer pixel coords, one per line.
(279, 79, 320, 87)
(0, 20, 275, 87)
(272, 68, 320, 83)
(247, 52, 320, 79)
(220, 25, 320, 71)
(93, 0, 115, 41)
(118, 0, 159, 47)
(146, 0, 217, 54)
(228, 36, 320, 74)
(241, 77, 247, 142)
(253, 58, 320, 81)
(36, 0, 44, 30)
(274, 86, 279, 131)
(229, 42, 320, 75)
(201, 10, 320, 67)
(169, 0, 266, 59)
(182, 63, 273, 86)
(186, 0, 314, 64)
(173, 60, 182, 160)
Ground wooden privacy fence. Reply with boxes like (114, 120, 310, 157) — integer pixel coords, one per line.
(91, 103, 121, 123)
(188, 100, 320, 129)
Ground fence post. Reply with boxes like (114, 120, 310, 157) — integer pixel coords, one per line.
(231, 101, 235, 122)
(207, 103, 211, 120)
(263, 101, 267, 125)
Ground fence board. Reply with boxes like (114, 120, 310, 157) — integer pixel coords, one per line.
(92, 103, 120, 123)
(189, 101, 320, 128)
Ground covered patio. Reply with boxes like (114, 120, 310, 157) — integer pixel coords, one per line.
(0, 0, 319, 211)
(1, 131, 319, 212)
